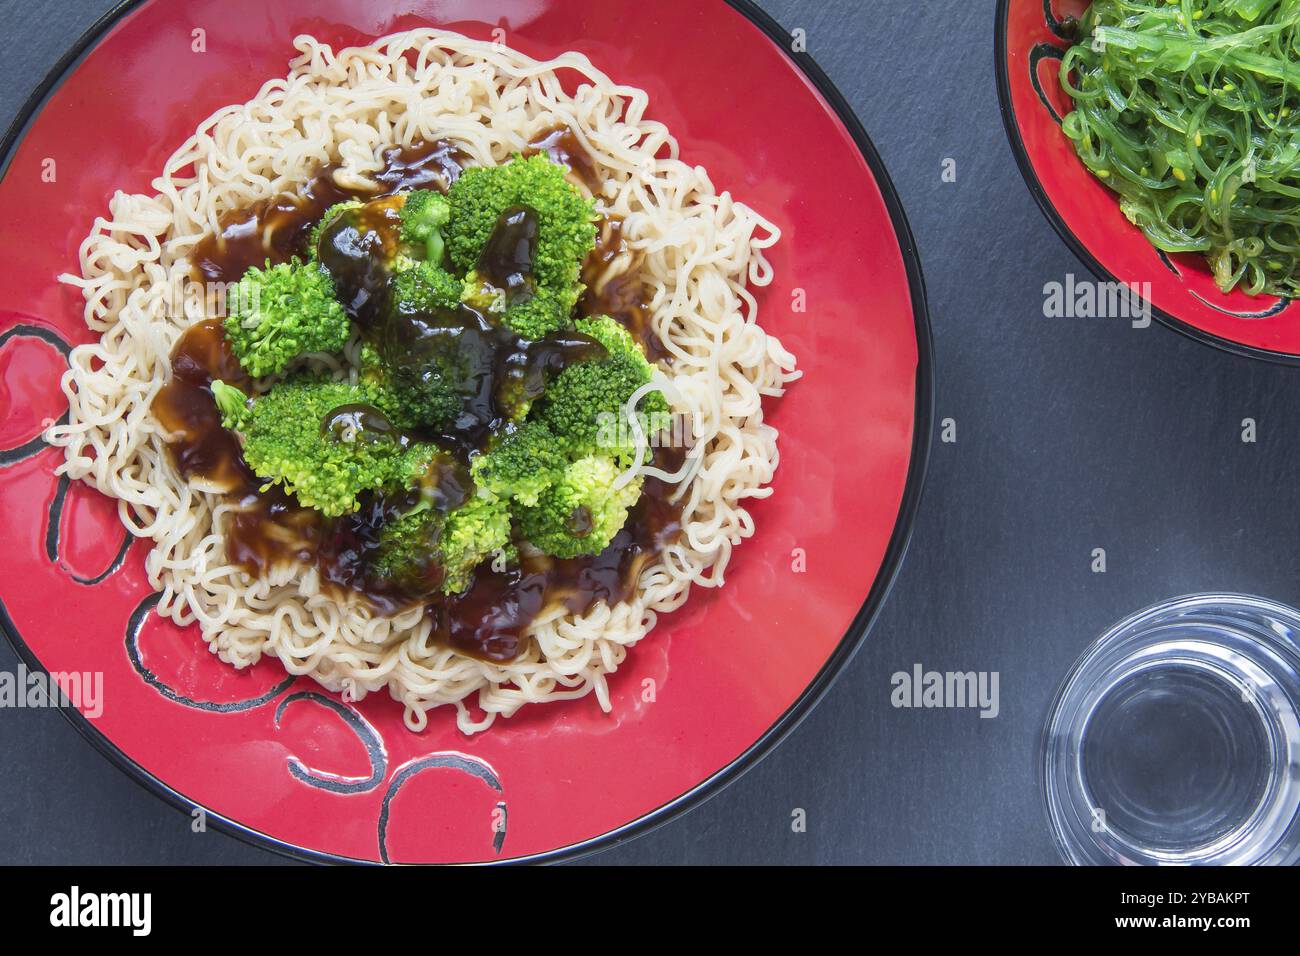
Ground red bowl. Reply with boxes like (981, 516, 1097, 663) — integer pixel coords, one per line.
(997, 0, 1300, 362)
(0, 0, 931, 863)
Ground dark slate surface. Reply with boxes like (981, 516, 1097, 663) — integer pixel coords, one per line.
(3, 0, 1298, 865)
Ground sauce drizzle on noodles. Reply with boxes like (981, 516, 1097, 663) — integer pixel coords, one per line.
(155, 138, 685, 664)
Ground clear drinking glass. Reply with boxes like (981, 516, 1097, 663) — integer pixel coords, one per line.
(1041, 594, 1300, 865)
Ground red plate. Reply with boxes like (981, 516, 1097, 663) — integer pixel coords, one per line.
(0, 0, 930, 863)
(998, 0, 1300, 362)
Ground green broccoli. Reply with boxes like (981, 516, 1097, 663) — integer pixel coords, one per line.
(399, 190, 452, 264)
(307, 197, 413, 327)
(223, 259, 351, 378)
(439, 494, 513, 593)
(224, 375, 437, 517)
(311, 192, 448, 270)
(356, 342, 390, 395)
(370, 507, 447, 595)
(505, 285, 580, 342)
(392, 260, 462, 314)
(373, 492, 512, 595)
(470, 421, 568, 507)
(448, 154, 596, 338)
(537, 315, 667, 455)
(308, 201, 364, 261)
(517, 454, 642, 559)
(460, 275, 577, 342)
(357, 335, 462, 432)
(211, 380, 251, 430)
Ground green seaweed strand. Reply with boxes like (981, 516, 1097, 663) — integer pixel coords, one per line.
(1060, 0, 1300, 296)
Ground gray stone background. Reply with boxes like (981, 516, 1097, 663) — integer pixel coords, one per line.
(3, 0, 1298, 864)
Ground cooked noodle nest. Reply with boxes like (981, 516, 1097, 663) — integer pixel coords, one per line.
(46, 29, 799, 733)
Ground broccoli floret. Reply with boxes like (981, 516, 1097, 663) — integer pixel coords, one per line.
(399, 190, 452, 264)
(312, 192, 448, 270)
(518, 454, 642, 559)
(439, 494, 513, 593)
(308, 196, 414, 325)
(471, 421, 568, 507)
(223, 259, 351, 377)
(211, 380, 250, 430)
(357, 335, 462, 433)
(371, 492, 511, 596)
(504, 284, 581, 341)
(361, 335, 447, 426)
(308, 201, 364, 261)
(383, 364, 461, 432)
(371, 507, 447, 594)
(537, 316, 667, 454)
(356, 343, 393, 405)
(460, 274, 577, 341)
(447, 154, 596, 338)
(392, 260, 462, 314)
(230, 376, 437, 517)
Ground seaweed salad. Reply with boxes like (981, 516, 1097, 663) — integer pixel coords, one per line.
(1060, 0, 1300, 296)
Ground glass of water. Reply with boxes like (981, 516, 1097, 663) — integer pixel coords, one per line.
(1041, 594, 1300, 865)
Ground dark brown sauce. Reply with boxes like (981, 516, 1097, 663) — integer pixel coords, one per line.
(477, 205, 539, 306)
(315, 195, 405, 325)
(317, 495, 443, 617)
(581, 216, 667, 363)
(162, 138, 685, 663)
(224, 487, 324, 573)
(190, 140, 468, 286)
(527, 126, 600, 192)
(371, 139, 465, 194)
(152, 319, 255, 492)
